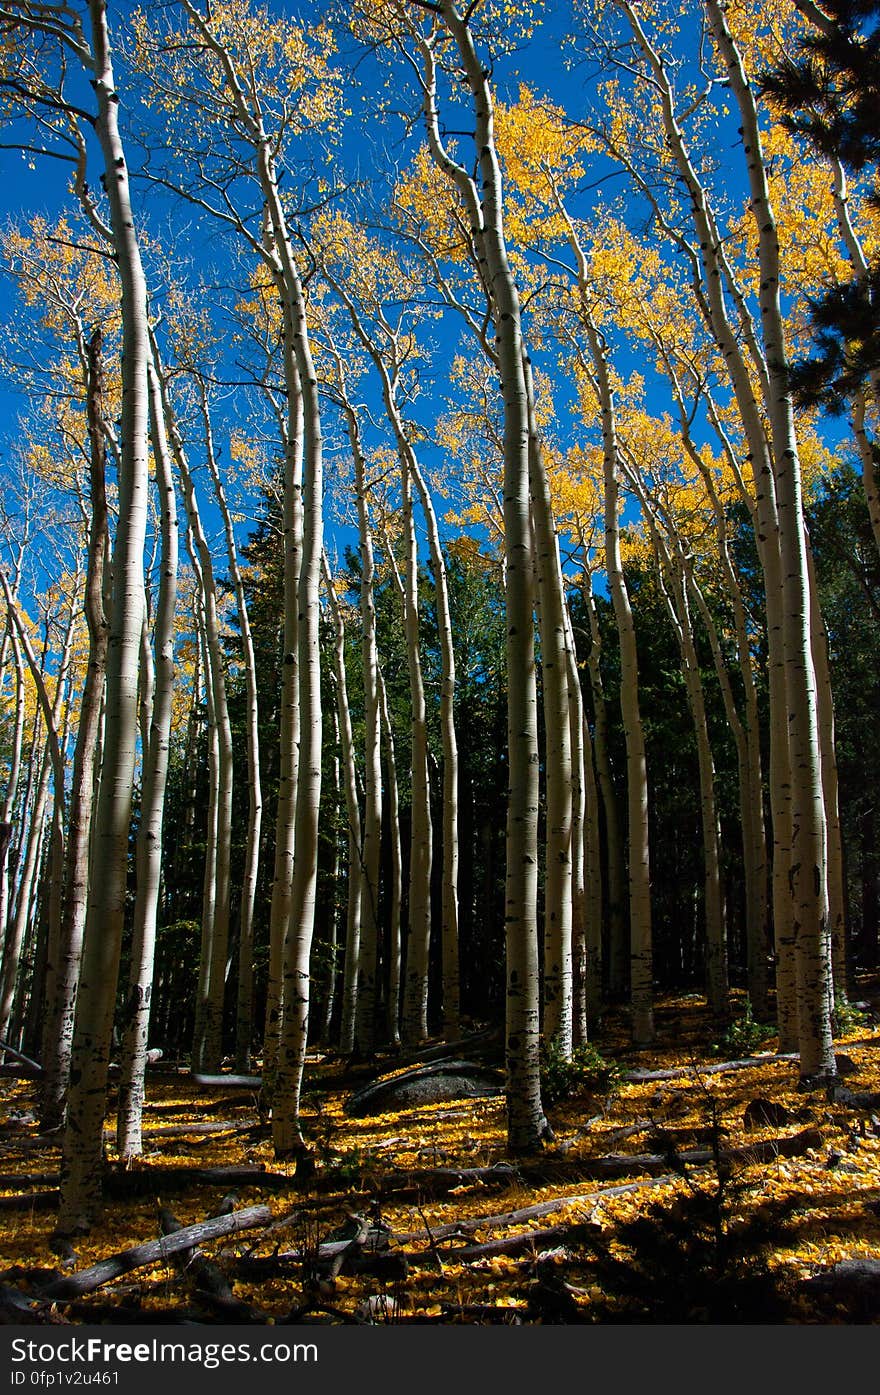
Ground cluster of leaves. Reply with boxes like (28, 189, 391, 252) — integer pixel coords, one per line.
(540, 1039, 621, 1107)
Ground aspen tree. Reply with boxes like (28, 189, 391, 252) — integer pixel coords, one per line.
(320, 247, 457, 1038)
(426, 0, 547, 1143)
(378, 663, 403, 1045)
(705, 0, 835, 1079)
(322, 552, 364, 1054)
(196, 384, 262, 1070)
(161, 379, 233, 1074)
(45, 0, 153, 1230)
(609, 0, 799, 1049)
(0, 581, 72, 1053)
(375, 491, 432, 1046)
(116, 355, 178, 1157)
(623, 464, 729, 1019)
(41, 330, 109, 1129)
(320, 339, 382, 1053)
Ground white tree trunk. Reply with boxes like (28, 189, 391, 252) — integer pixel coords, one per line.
(41, 329, 109, 1129)
(116, 356, 178, 1157)
(59, 0, 151, 1234)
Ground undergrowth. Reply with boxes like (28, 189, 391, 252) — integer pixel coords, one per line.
(540, 1040, 622, 1107)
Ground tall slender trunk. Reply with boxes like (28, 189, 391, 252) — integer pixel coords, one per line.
(428, 2, 547, 1145)
(41, 330, 109, 1129)
(170, 422, 232, 1074)
(190, 593, 219, 1073)
(399, 462, 432, 1045)
(116, 357, 179, 1157)
(0, 594, 75, 1048)
(582, 567, 626, 997)
(618, 0, 797, 1051)
(707, 0, 835, 1080)
(0, 627, 24, 965)
(262, 377, 303, 1087)
(378, 665, 403, 1047)
(523, 357, 573, 1056)
(59, 0, 151, 1232)
(323, 554, 364, 1056)
(197, 387, 262, 1072)
(270, 247, 324, 1161)
(586, 319, 653, 1045)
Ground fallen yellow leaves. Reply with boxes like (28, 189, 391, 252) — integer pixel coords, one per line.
(1, 992, 879, 1322)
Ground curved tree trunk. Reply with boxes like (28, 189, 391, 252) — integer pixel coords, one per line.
(707, 0, 835, 1081)
(59, 0, 151, 1233)
(427, 2, 547, 1146)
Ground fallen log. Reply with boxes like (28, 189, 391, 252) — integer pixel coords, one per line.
(0, 1040, 42, 1073)
(624, 1052, 798, 1083)
(371, 1129, 821, 1200)
(551, 1126, 822, 1182)
(0, 1191, 58, 1211)
(392, 1175, 680, 1245)
(190, 1074, 262, 1090)
(103, 1119, 260, 1140)
(373, 1161, 520, 1197)
(103, 1164, 295, 1196)
(42, 1204, 272, 1300)
(439, 1222, 598, 1263)
(0, 1172, 57, 1188)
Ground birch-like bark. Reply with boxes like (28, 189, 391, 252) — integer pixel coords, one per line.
(270, 258, 324, 1157)
(59, 0, 151, 1232)
(326, 302, 446, 1041)
(706, 0, 835, 1080)
(523, 356, 573, 1055)
(585, 317, 654, 1045)
(41, 329, 109, 1129)
(428, 2, 547, 1145)
(189, 582, 219, 1075)
(399, 460, 432, 1045)
(261, 372, 302, 1087)
(581, 563, 626, 997)
(805, 534, 846, 1003)
(0, 585, 72, 1054)
(168, 413, 232, 1074)
(197, 386, 262, 1071)
(116, 357, 178, 1157)
(378, 663, 403, 1047)
(339, 383, 382, 1056)
(0, 625, 25, 962)
(563, 599, 597, 1037)
(322, 553, 364, 1056)
(617, 0, 796, 1048)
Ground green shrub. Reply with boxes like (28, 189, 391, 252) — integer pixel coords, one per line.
(713, 1001, 775, 1057)
(540, 1039, 621, 1107)
(833, 993, 868, 1036)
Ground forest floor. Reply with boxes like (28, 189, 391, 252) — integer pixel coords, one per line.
(2, 984, 880, 1325)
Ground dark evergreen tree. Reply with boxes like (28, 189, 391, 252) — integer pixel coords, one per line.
(761, 0, 880, 409)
